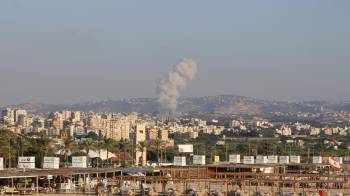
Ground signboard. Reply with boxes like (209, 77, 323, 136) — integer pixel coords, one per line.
(243, 156, 255, 164)
(290, 156, 301, 164)
(71, 156, 87, 168)
(174, 156, 186, 166)
(193, 155, 205, 165)
(229, 155, 241, 163)
(312, 156, 322, 164)
(279, 156, 290, 164)
(0, 157, 3, 170)
(178, 144, 193, 153)
(18, 156, 35, 169)
(267, 156, 278, 164)
(255, 156, 268, 164)
(43, 157, 60, 169)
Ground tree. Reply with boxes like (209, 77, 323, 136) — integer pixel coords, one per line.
(32, 135, 56, 167)
(117, 139, 131, 166)
(137, 141, 148, 165)
(79, 139, 97, 166)
(16, 136, 32, 157)
(151, 139, 164, 163)
(0, 129, 18, 168)
(59, 139, 79, 167)
(102, 138, 117, 160)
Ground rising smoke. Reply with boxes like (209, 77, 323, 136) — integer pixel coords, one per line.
(157, 59, 198, 120)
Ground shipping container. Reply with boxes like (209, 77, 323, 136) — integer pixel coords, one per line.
(174, 156, 186, 166)
(193, 155, 206, 165)
(243, 156, 255, 164)
(229, 155, 241, 163)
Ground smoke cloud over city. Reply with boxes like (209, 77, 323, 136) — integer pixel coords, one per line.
(157, 59, 198, 120)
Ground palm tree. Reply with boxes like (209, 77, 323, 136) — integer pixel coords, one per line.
(16, 136, 32, 157)
(33, 135, 56, 167)
(137, 141, 148, 166)
(152, 139, 164, 163)
(117, 139, 131, 166)
(0, 129, 18, 168)
(102, 138, 117, 161)
(79, 140, 97, 167)
(59, 139, 79, 167)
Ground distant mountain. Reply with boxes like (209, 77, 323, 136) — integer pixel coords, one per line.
(1, 95, 349, 115)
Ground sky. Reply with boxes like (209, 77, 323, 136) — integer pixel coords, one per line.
(0, 0, 349, 105)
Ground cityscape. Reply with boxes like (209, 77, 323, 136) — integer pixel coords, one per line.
(1, 1, 350, 196)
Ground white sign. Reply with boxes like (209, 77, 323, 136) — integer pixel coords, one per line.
(267, 156, 278, 164)
(279, 156, 290, 164)
(18, 157, 35, 163)
(43, 157, 60, 169)
(229, 155, 241, 163)
(255, 156, 268, 164)
(71, 156, 87, 168)
(312, 156, 322, 164)
(18, 157, 35, 169)
(193, 155, 206, 165)
(290, 156, 301, 164)
(243, 156, 255, 164)
(178, 145, 193, 153)
(174, 156, 186, 166)
(0, 157, 3, 170)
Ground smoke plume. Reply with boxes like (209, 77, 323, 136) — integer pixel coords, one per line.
(157, 59, 198, 120)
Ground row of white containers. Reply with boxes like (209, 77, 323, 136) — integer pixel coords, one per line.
(229, 155, 300, 164)
(0, 156, 88, 170)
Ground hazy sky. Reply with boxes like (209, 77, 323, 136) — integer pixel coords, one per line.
(1, 1, 349, 105)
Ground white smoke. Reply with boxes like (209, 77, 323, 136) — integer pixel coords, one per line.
(157, 59, 198, 120)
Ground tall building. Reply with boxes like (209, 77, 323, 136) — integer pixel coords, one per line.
(159, 129, 169, 141)
(2, 108, 15, 124)
(135, 123, 147, 166)
(147, 128, 158, 140)
(14, 109, 27, 123)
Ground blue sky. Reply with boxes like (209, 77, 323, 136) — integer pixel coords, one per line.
(0, 1, 349, 105)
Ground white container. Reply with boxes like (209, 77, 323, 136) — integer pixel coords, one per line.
(18, 162, 35, 169)
(229, 155, 241, 163)
(243, 156, 255, 164)
(193, 155, 205, 165)
(18, 157, 35, 163)
(312, 156, 322, 164)
(279, 156, 290, 164)
(290, 155, 301, 163)
(71, 156, 87, 168)
(255, 156, 268, 164)
(174, 156, 186, 166)
(0, 157, 3, 170)
(267, 156, 278, 164)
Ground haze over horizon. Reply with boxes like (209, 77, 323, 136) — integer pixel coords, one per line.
(1, 1, 350, 105)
